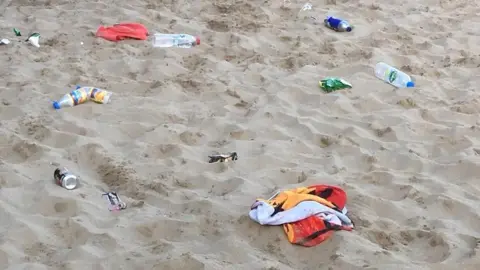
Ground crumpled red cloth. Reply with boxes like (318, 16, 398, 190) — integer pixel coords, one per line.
(96, 23, 149, 42)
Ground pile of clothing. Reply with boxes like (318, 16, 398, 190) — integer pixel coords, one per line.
(249, 184, 354, 247)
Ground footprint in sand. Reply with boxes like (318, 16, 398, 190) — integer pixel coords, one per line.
(365, 229, 450, 263)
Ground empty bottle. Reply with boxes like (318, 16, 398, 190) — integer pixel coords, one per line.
(152, 33, 200, 48)
(374, 62, 415, 88)
(53, 86, 112, 109)
(88, 87, 113, 104)
(53, 87, 90, 110)
(324, 16, 352, 32)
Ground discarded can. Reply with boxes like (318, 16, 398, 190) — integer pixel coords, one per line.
(208, 152, 238, 163)
(324, 16, 352, 32)
(102, 192, 126, 211)
(54, 167, 78, 190)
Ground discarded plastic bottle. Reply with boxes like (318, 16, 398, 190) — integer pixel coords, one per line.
(52, 86, 112, 109)
(324, 16, 352, 32)
(152, 33, 200, 48)
(86, 87, 112, 104)
(53, 87, 90, 110)
(319, 77, 352, 93)
(374, 62, 415, 88)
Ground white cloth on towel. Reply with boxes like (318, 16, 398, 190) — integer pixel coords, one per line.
(249, 200, 353, 226)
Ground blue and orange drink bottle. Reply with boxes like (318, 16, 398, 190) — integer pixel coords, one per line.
(52, 86, 90, 110)
(52, 86, 112, 109)
(87, 87, 112, 104)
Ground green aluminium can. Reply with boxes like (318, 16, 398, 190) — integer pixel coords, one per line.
(319, 77, 352, 93)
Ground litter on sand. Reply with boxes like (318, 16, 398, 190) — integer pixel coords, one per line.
(26, 33, 40, 47)
(53, 85, 113, 110)
(249, 184, 354, 247)
(103, 192, 127, 211)
(300, 3, 312, 12)
(319, 77, 352, 93)
(208, 152, 238, 163)
(96, 23, 149, 42)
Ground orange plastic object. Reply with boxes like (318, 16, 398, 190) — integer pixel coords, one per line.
(96, 23, 149, 42)
(282, 185, 352, 247)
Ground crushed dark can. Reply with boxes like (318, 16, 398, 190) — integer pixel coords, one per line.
(54, 167, 78, 190)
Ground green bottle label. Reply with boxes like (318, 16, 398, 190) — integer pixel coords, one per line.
(388, 70, 397, 83)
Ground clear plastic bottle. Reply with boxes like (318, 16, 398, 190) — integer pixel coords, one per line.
(374, 62, 415, 88)
(152, 33, 200, 48)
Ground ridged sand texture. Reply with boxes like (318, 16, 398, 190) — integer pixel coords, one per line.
(1, 0, 480, 269)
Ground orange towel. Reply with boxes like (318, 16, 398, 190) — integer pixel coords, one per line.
(283, 185, 352, 247)
(252, 185, 353, 247)
(96, 23, 149, 42)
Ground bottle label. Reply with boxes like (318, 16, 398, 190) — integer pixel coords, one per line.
(387, 70, 397, 83)
(90, 88, 105, 103)
(70, 89, 88, 105)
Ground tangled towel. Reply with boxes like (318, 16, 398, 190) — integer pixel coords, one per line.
(249, 185, 354, 247)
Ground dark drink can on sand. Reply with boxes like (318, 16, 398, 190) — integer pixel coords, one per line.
(54, 167, 78, 190)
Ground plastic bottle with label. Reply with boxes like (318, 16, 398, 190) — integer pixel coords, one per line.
(53, 87, 90, 109)
(374, 62, 415, 88)
(152, 33, 200, 48)
(52, 86, 112, 109)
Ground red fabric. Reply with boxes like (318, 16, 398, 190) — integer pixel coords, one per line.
(283, 185, 350, 247)
(96, 23, 149, 42)
(286, 217, 335, 247)
(307, 184, 347, 209)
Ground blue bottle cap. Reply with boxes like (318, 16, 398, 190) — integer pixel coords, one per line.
(53, 101, 61, 109)
(346, 26, 352, 32)
(407, 81, 415, 88)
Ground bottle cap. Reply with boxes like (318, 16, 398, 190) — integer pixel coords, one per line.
(346, 26, 352, 32)
(195, 36, 200, 45)
(407, 81, 415, 88)
(53, 101, 61, 110)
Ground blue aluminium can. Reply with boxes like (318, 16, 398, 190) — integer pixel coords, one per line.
(324, 16, 352, 32)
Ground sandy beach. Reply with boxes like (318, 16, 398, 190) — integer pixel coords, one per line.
(1, 0, 480, 269)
